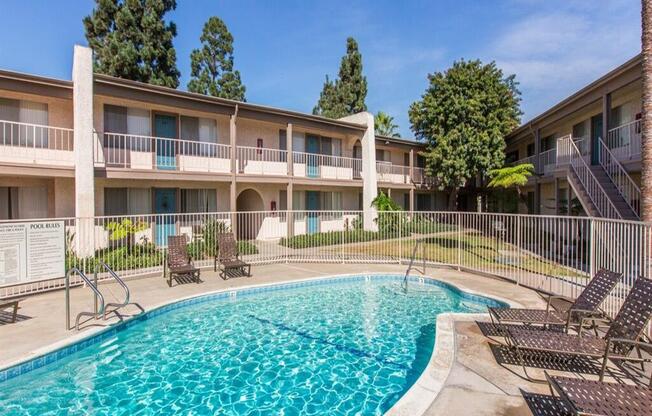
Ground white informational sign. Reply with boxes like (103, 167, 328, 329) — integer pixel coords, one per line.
(0, 221, 65, 286)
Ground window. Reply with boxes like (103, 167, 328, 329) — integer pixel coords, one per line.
(541, 135, 555, 151)
(104, 188, 152, 216)
(572, 120, 588, 140)
(505, 150, 519, 164)
(180, 116, 217, 155)
(180, 189, 217, 213)
(279, 129, 287, 151)
(292, 132, 305, 152)
(404, 153, 410, 166)
(403, 193, 410, 210)
(0, 187, 48, 219)
(416, 194, 432, 211)
(376, 149, 390, 162)
(292, 191, 305, 210)
(526, 143, 535, 157)
(321, 191, 343, 219)
(104, 105, 151, 150)
(256, 138, 263, 154)
(279, 190, 287, 210)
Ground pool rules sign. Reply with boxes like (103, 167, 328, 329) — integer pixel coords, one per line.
(0, 221, 65, 285)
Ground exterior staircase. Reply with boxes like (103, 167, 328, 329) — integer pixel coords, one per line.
(556, 136, 641, 221)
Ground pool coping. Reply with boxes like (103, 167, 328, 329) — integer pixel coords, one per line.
(386, 279, 522, 415)
(0, 272, 519, 415)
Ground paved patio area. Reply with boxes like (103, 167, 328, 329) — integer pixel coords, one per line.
(0, 263, 570, 415)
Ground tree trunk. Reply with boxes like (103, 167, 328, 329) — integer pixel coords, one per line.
(642, 0, 652, 221)
(447, 187, 458, 211)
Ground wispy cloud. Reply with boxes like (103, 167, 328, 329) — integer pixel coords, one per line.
(489, 1, 641, 122)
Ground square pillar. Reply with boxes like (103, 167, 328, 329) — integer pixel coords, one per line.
(338, 112, 378, 231)
(409, 188, 415, 212)
(534, 128, 541, 174)
(287, 123, 293, 176)
(73, 45, 95, 257)
(286, 182, 293, 238)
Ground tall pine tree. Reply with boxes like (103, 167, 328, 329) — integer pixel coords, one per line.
(83, 0, 180, 88)
(187, 17, 246, 101)
(313, 37, 367, 118)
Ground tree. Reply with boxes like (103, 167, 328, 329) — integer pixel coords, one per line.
(409, 59, 521, 210)
(313, 37, 367, 118)
(83, 0, 180, 88)
(188, 17, 246, 101)
(487, 163, 534, 213)
(375, 111, 400, 137)
(641, 0, 652, 221)
(371, 191, 401, 211)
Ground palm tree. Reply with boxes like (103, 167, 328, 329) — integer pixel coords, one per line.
(487, 163, 534, 213)
(642, 1, 652, 221)
(374, 111, 400, 137)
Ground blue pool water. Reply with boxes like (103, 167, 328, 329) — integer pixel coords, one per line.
(0, 275, 502, 415)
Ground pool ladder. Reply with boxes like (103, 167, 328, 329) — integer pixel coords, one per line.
(402, 239, 426, 292)
(65, 262, 143, 330)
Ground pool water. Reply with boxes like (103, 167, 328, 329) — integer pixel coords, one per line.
(0, 276, 501, 415)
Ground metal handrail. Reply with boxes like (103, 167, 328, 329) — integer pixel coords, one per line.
(402, 239, 426, 291)
(598, 138, 641, 219)
(567, 139, 621, 219)
(65, 267, 105, 330)
(95, 261, 130, 319)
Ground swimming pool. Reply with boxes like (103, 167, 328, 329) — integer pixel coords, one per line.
(0, 274, 504, 415)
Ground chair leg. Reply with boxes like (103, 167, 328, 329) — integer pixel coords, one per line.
(11, 302, 19, 323)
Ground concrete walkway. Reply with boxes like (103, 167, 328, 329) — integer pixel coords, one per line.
(1, 263, 550, 414)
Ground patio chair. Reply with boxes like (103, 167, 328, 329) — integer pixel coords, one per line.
(165, 235, 200, 287)
(489, 268, 622, 332)
(504, 276, 652, 382)
(0, 298, 24, 324)
(546, 373, 652, 416)
(214, 233, 251, 280)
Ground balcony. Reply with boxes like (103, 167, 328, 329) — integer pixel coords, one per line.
(94, 132, 231, 173)
(606, 119, 641, 161)
(376, 161, 410, 184)
(236, 146, 287, 175)
(293, 152, 362, 180)
(0, 120, 74, 167)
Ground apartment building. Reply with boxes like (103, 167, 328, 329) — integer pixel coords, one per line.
(500, 54, 643, 220)
(0, 46, 435, 239)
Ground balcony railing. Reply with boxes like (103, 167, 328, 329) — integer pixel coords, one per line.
(236, 146, 288, 175)
(376, 161, 411, 184)
(606, 119, 641, 161)
(411, 167, 436, 186)
(94, 132, 231, 173)
(539, 148, 556, 174)
(598, 138, 641, 218)
(292, 152, 362, 180)
(0, 119, 74, 167)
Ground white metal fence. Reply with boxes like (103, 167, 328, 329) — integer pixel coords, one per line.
(606, 119, 641, 160)
(1, 211, 650, 321)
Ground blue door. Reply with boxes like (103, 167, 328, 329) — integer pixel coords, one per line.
(155, 188, 176, 246)
(155, 114, 177, 170)
(306, 191, 320, 234)
(590, 114, 603, 165)
(306, 135, 320, 178)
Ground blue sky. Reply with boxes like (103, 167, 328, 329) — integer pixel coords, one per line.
(0, 0, 642, 137)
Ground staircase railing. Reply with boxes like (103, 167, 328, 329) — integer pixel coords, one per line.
(558, 136, 621, 219)
(598, 138, 641, 218)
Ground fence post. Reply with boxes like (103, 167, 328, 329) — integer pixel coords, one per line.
(589, 218, 596, 279)
(398, 211, 402, 265)
(457, 212, 461, 271)
(516, 215, 521, 286)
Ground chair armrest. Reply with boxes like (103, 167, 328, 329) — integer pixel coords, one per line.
(544, 294, 573, 313)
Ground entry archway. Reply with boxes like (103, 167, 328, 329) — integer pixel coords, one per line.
(236, 189, 264, 240)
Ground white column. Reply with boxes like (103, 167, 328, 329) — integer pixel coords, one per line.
(73, 45, 95, 256)
(339, 112, 378, 231)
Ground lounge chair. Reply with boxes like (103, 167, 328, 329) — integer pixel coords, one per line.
(489, 268, 622, 331)
(0, 298, 23, 323)
(214, 233, 251, 280)
(546, 373, 652, 416)
(165, 235, 200, 287)
(504, 276, 652, 382)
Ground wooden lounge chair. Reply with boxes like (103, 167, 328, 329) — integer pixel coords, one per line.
(546, 373, 652, 416)
(489, 269, 622, 331)
(0, 298, 24, 323)
(505, 276, 652, 382)
(165, 235, 200, 287)
(214, 233, 251, 280)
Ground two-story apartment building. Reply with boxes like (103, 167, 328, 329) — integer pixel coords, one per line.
(0, 46, 434, 241)
(501, 54, 643, 221)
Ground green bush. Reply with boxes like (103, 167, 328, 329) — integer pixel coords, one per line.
(67, 243, 164, 273)
(280, 229, 386, 248)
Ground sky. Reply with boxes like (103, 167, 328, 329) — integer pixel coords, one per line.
(0, 0, 642, 138)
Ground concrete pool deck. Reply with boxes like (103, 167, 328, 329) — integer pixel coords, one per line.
(1, 263, 555, 415)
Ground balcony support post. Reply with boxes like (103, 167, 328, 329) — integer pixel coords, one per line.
(230, 112, 237, 237)
(409, 188, 415, 212)
(601, 93, 611, 164)
(287, 123, 293, 176)
(286, 182, 293, 239)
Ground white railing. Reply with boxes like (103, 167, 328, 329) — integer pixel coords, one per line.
(95, 132, 231, 173)
(606, 119, 641, 161)
(512, 154, 537, 169)
(292, 152, 362, 180)
(598, 138, 641, 218)
(412, 167, 436, 186)
(539, 148, 556, 174)
(236, 146, 288, 176)
(2, 211, 650, 323)
(0, 119, 74, 166)
(376, 162, 410, 184)
(562, 136, 621, 219)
